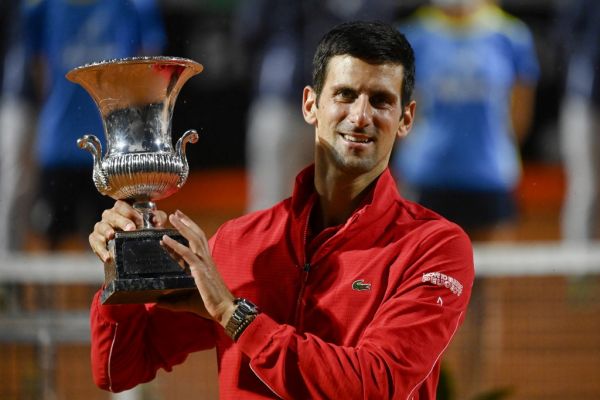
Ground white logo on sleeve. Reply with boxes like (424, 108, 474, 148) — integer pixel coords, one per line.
(422, 272, 463, 296)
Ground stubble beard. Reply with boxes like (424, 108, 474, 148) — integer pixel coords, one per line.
(329, 141, 378, 175)
(328, 121, 380, 174)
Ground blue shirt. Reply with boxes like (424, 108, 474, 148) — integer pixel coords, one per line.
(24, 0, 166, 168)
(395, 5, 539, 191)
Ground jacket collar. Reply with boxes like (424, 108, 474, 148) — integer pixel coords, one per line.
(288, 164, 402, 265)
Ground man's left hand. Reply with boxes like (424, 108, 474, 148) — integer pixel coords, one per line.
(159, 210, 235, 328)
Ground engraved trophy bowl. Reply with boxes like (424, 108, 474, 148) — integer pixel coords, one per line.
(67, 57, 203, 304)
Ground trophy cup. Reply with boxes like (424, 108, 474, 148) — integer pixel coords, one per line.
(67, 57, 203, 304)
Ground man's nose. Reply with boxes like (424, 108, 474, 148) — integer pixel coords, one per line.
(348, 94, 372, 128)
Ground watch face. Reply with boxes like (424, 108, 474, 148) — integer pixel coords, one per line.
(237, 298, 259, 314)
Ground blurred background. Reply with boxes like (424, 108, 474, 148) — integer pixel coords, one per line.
(1, 0, 599, 399)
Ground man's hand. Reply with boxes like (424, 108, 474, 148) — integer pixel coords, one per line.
(155, 292, 208, 317)
(88, 200, 167, 263)
(160, 210, 236, 327)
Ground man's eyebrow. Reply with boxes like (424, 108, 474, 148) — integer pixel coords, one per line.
(331, 84, 356, 93)
(371, 88, 395, 95)
(329, 85, 399, 101)
(369, 88, 399, 101)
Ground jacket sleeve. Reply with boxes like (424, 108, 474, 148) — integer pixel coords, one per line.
(235, 225, 474, 399)
(90, 291, 217, 392)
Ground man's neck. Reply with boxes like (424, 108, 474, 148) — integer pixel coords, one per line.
(312, 162, 383, 231)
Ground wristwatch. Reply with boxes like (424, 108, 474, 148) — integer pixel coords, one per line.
(225, 298, 260, 341)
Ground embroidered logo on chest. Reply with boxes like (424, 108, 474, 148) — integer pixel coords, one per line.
(422, 272, 463, 296)
(352, 279, 372, 291)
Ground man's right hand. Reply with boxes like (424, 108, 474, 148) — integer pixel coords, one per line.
(88, 200, 167, 263)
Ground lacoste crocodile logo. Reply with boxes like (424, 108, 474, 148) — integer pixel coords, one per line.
(352, 279, 372, 291)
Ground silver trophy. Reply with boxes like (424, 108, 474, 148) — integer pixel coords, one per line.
(67, 57, 203, 304)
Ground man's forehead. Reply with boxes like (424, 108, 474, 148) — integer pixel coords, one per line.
(323, 55, 404, 89)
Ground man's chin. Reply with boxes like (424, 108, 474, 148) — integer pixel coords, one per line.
(336, 158, 376, 175)
(322, 147, 379, 175)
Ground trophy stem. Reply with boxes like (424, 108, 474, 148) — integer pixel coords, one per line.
(133, 201, 157, 229)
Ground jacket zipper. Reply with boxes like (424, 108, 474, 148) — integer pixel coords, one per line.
(293, 262, 311, 326)
(294, 208, 313, 327)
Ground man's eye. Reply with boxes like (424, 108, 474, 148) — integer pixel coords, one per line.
(370, 95, 390, 108)
(335, 89, 355, 100)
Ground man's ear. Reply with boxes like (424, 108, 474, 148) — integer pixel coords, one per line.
(302, 86, 318, 126)
(397, 100, 416, 139)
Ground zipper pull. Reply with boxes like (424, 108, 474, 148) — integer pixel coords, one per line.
(303, 263, 311, 282)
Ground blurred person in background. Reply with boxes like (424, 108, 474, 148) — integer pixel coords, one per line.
(393, 0, 539, 241)
(556, 0, 600, 242)
(0, 0, 37, 252)
(22, 0, 166, 250)
(234, 0, 312, 212)
(236, 0, 397, 211)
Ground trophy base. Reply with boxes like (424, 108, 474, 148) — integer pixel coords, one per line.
(101, 276, 197, 304)
(101, 229, 197, 304)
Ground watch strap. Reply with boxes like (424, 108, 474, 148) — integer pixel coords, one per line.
(225, 298, 259, 341)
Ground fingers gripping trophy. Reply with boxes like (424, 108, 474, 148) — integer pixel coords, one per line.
(67, 57, 202, 304)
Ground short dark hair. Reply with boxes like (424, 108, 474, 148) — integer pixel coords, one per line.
(312, 21, 415, 109)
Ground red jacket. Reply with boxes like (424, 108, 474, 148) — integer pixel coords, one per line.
(90, 166, 474, 399)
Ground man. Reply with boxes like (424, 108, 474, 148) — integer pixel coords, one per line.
(89, 21, 474, 399)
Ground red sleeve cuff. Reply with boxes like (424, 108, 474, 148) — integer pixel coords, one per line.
(93, 289, 146, 324)
(235, 313, 283, 360)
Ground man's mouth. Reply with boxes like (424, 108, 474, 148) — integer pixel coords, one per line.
(341, 134, 373, 144)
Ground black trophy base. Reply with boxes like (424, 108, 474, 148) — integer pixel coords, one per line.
(101, 229, 197, 304)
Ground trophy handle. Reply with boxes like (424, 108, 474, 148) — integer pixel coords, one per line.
(175, 129, 199, 188)
(77, 134, 110, 193)
(77, 133, 102, 158)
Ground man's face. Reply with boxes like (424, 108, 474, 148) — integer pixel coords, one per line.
(303, 55, 414, 176)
